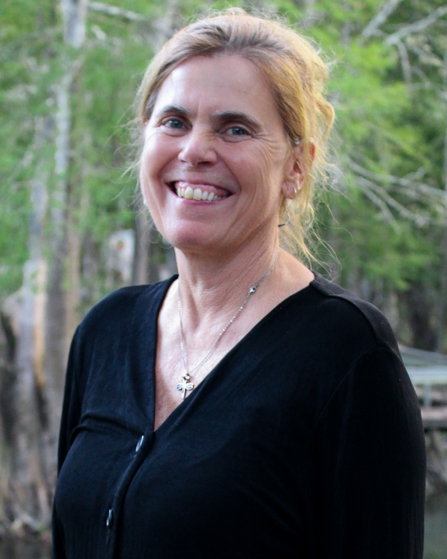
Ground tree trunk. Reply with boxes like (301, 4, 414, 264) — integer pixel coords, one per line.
(0, 310, 16, 533)
(11, 262, 51, 533)
(403, 282, 436, 351)
(436, 51, 447, 352)
(301, 0, 318, 28)
(61, 0, 87, 47)
(7, 116, 54, 533)
(132, 200, 150, 285)
(3, 0, 88, 533)
(43, 0, 87, 483)
(44, 67, 72, 473)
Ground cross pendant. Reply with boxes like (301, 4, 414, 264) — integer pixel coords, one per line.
(177, 379, 195, 400)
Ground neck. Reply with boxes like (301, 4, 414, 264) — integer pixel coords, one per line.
(174, 241, 280, 330)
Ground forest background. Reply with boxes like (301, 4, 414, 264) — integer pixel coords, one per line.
(1, 0, 447, 538)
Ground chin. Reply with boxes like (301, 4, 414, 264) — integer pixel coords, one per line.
(161, 226, 220, 254)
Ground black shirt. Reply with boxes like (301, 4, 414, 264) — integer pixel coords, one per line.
(52, 273, 425, 558)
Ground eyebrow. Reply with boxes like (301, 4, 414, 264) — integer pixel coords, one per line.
(212, 111, 261, 131)
(153, 106, 261, 131)
(153, 105, 192, 120)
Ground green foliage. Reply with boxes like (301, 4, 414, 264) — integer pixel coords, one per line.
(1, 0, 447, 347)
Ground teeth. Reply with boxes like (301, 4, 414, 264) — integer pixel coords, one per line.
(175, 184, 224, 201)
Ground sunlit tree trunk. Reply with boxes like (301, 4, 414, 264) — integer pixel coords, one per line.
(5, 0, 88, 533)
(44, 0, 87, 464)
(7, 116, 53, 533)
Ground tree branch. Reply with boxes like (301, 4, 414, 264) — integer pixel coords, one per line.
(356, 178, 396, 224)
(395, 39, 412, 84)
(385, 6, 447, 46)
(362, 0, 402, 38)
(356, 176, 430, 225)
(86, 1, 146, 22)
(348, 160, 446, 200)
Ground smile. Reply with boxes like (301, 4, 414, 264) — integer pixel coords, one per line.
(170, 181, 230, 202)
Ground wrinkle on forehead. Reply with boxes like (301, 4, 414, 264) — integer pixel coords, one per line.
(151, 55, 285, 135)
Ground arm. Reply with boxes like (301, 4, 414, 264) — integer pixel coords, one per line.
(56, 326, 83, 472)
(311, 347, 425, 558)
(52, 327, 83, 558)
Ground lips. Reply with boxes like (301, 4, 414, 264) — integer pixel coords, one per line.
(169, 181, 231, 201)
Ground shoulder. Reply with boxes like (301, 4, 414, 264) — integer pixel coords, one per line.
(76, 277, 175, 348)
(305, 277, 421, 436)
(65, 278, 175, 398)
(307, 272, 400, 356)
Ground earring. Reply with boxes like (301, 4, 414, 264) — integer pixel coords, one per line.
(143, 198, 148, 207)
(278, 187, 297, 228)
(278, 200, 292, 228)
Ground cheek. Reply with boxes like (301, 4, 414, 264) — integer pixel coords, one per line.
(250, 151, 287, 197)
(139, 155, 153, 199)
(146, 136, 183, 180)
(139, 163, 164, 217)
(141, 138, 159, 177)
(139, 139, 169, 194)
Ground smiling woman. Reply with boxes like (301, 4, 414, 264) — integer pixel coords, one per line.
(139, 54, 298, 256)
(52, 9, 426, 559)
(137, 11, 334, 260)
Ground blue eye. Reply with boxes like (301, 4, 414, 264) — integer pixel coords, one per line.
(227, 126, 248, 136)
(164, 118, 184, 129)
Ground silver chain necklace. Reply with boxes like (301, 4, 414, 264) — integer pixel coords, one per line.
(176, 253, 279, 399)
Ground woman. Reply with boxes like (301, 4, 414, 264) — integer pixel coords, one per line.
(52, 10, 426, 559)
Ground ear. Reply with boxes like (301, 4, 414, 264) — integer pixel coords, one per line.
(281, 141, 315, 199)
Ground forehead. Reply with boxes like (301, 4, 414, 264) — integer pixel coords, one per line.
(151, 55, 283, 127)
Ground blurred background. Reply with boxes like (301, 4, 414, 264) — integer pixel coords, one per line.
(1, 0, 447, 557)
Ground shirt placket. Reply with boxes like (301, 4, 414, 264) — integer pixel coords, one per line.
(104, 431, 154, 558)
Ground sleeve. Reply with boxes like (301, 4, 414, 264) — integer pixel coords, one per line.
(56, 325, 84, 472)
(52, 326, 83, 559)
(310, 347, 426, 559)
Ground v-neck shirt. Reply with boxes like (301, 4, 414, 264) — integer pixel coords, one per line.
(52, 273, 425, 559)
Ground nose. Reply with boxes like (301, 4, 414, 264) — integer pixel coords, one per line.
(178, 128, 217, 167)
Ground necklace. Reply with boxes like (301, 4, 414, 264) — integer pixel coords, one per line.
(176, 253, 279, 399)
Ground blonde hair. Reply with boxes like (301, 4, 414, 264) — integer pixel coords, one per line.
(135, 9, 335, 261)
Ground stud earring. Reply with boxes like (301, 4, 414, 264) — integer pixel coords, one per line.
(143, 198, 148, 208)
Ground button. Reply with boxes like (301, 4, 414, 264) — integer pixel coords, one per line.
(135, 435, 144, 453)
(106, 508, 113, 528)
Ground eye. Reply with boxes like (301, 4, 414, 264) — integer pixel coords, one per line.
(162, 118, 185, 130)
(227, 126, 249, 136)
(222, 125, 251, 140)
